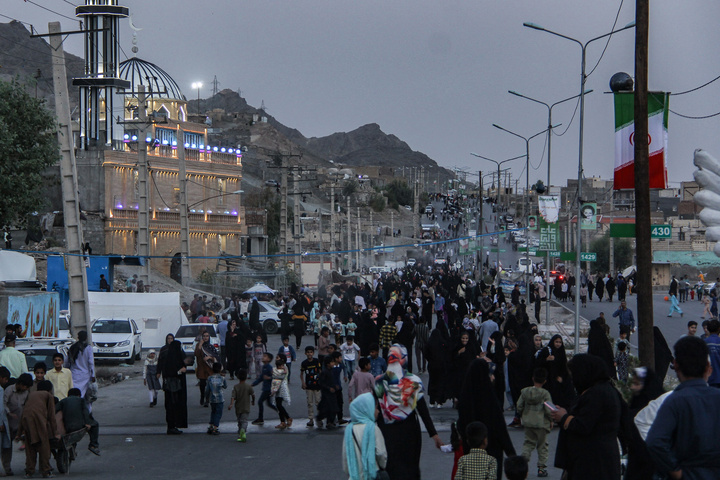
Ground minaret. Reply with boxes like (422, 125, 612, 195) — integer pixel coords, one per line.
(73, 0, 130, 150)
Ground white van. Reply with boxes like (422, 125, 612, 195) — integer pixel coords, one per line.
(516, 258, 534, 274)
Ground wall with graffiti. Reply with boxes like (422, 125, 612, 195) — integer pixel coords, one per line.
(6, 293, 59, 338)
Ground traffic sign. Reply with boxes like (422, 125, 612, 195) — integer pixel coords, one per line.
(489, 248, 507, 253)
(651, 225, 672, 239)
(581, 252, 597, 262)
(549, 251, 561, 258)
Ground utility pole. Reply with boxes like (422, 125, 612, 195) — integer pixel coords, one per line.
(280, 157, 288, 265)
(330, 182, 336, 270)
(609, 190, 615, 275)
(413, 173, 420, 240)
(356, 207, 361, 271)
(347, 196, 351, 271)
(177, 128, 191, 285)
(136, 85, 151, 286)
(293, 168, 302, 281)
(49, 21, 90, 338)
(635, 0, 654, 367)
(390, 211, 395, 261)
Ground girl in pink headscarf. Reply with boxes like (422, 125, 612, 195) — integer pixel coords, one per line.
(374, 344, 444, 479)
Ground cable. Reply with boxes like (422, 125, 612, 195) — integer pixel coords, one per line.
(149, 169, 174, 209)
(62, 0, 78, 7)
(671, 73, 720, 96)
(0, 13, 33, 26)
(669, 108, 720, 120)
(553, 98, 581, 137)
(586, 0, 625, 78)
(23, 0, 78, 22)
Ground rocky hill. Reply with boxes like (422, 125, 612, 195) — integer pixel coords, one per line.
(0, 21, 453, 185)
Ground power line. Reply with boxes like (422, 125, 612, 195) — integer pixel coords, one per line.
(671, 73, 720, 96)
(586, 0, 625, 78)
(553, 98, 581, 137)
(669, 108, 720, 120)
(0, 13, 33, 26)
(24, 0, 78, 22)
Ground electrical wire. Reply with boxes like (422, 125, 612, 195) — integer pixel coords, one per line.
(553, 97, 581, 137)
(669, 108, 720, 120)
(586, 0, 625, 78)
(0, 13, 33, 26)
(149, 169, 174, 209)
(671, 73, 720, 96)
(23, 0, 78, 22)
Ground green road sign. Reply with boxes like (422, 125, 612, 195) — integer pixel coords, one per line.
(489, 248, 507, 253)
(549, 251, 561, 258)
(581, 252, 597, 262)
(651, 225, 672, 239)
(610, 223, 672, 239)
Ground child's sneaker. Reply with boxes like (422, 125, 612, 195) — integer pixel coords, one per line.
(251, 418, 264, 425)
(538, 469, 548, 477)
(306, 419, 314, 428)
(238, 429, 247, 443)
(207, 425, 214, 435)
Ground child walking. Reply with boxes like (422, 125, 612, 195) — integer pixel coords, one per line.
(205, 362, 227, 435)
(516, 368, 553, 478)
(454, 421, 496, 480)
(244, 338, 254, 376)
(143, 349, 161, 407)
(270, 356, 292, 429)
(251, 353, 277, 426)
(340, 336, 361, 382)
(300, 346, 322, 427)
(615, 341, 630, 383)
(316, 356, 339, 429)
(228, 368, 255, 442)
(252, 335, 267, 379)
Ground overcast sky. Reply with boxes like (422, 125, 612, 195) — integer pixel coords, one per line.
(11, 1, 720, 190)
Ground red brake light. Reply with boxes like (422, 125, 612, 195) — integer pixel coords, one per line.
(559, 276, 564, 280)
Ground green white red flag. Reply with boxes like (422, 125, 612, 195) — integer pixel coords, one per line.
(613, 92, 669, 190)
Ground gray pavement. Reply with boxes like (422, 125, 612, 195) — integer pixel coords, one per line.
(16, 333, 565, 479)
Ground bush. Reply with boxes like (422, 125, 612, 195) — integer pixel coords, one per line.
(370, 193, 386, 212)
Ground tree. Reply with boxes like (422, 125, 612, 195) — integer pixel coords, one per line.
(589, 232, 633, 274)
(383, 179, 413, 209)
(244, 188, 281, 254)
(0, 79, 60, 226)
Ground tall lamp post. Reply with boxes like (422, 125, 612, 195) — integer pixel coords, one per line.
(492, 124, 560, 306)
(507, 89, 592, 324)
(523, 19, 635, 353)
(470, 153, 524, 271)
(192, 82, 203, 116)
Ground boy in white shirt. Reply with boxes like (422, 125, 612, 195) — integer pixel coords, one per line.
(340, 336, 361, 382)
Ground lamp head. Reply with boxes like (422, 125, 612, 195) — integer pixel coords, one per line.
(523, 22, 545, 31)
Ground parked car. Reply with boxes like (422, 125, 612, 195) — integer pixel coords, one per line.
(265, 179, 279, 187)
(257, 301, 283, 334)
(174, 324, 220, 370)
(59, 311, 72, 340)
(406, 258, 416, 267)
(16, 338, 73, 373)
(91, 318, 143, 364)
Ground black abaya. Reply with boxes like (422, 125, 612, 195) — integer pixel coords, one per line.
(158, 340, 188, 430)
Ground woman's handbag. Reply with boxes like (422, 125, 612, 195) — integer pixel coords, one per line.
(163, 376, 182, 393)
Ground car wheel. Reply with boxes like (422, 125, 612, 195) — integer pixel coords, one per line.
(127, 348, 136, 365)
(263, 320, 278, 334)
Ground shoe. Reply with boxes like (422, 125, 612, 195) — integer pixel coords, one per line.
(207, 426, 214, 435)
(203, 403, 209, 408)
(152, 398, 157, 406)
(326, 422, 337, 429)
(286, 418, 293, 427)
(251, 419, 264, 425)
(211, 428, 220, 436)
(307, 420, 314, 427)
(507, 417, 522, 428)
(538, 469, 548, 477)
(24, 475, 32, 479)
(149, 402, 154, 408)
(275, 423, 287, 430)
(200, 396, 205, 406)
(42, 474, 55, 479)
(88, 445, 101, 456)
(681, 312, 684, 318)
(338, 419, 349, 425)
(167, 428, 182, 435)
(239, 429, 246, 442)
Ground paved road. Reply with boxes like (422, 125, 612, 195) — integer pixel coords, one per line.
(17, 333, 564, 480)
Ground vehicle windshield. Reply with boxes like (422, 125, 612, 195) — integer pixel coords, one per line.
(175, 325, 215, 338)
(59, 317, 69, 330)
(22, 350, 59, 370)
(92, 320, 131, 334)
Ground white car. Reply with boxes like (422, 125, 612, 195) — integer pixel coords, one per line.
(16, 338, 74, 375)
(91, 318, 143, 364)
(407, 258, 416, 267)
(58, 311, 72, 340)
(517, 257, 534, 274)
(174, 324, 220, 370)
(258, 301, 283, 334)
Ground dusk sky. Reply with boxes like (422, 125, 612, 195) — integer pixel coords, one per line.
(10, 1, 720, 190)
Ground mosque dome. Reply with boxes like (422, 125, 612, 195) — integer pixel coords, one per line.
(119, 58, 185, 101)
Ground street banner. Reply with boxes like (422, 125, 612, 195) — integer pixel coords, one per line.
(528, 215, 538, 230)
(613, 92, 669, 189)
(580, 203, 597, 230)
(459, 238, 469, 255)
(538, 217, 560, 251)
(538, 196, 560, 223)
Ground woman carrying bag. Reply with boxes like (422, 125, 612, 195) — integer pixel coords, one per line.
(342, 392, 388, 480)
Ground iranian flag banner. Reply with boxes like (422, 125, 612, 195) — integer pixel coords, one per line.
(613, 92, 669, 190)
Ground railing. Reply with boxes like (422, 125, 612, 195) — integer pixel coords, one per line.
(121, 144, 240, 166)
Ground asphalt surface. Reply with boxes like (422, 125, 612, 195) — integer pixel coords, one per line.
(16, 334, 565, 480)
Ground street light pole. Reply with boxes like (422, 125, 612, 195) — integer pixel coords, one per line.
(470, 154, 525, 272)
(524, 19, 635, 353)
(492, 124, 559, 306)
(192, 82, 203, 116)
(508, 89, 592, 324)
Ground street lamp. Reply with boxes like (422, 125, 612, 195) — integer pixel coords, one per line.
(191, 82, 203, 116)
(523, 19, 635, 353)
(492, 123, 560, 306)
(507, 88, 592, 324)
(470, 153, 524, 271)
